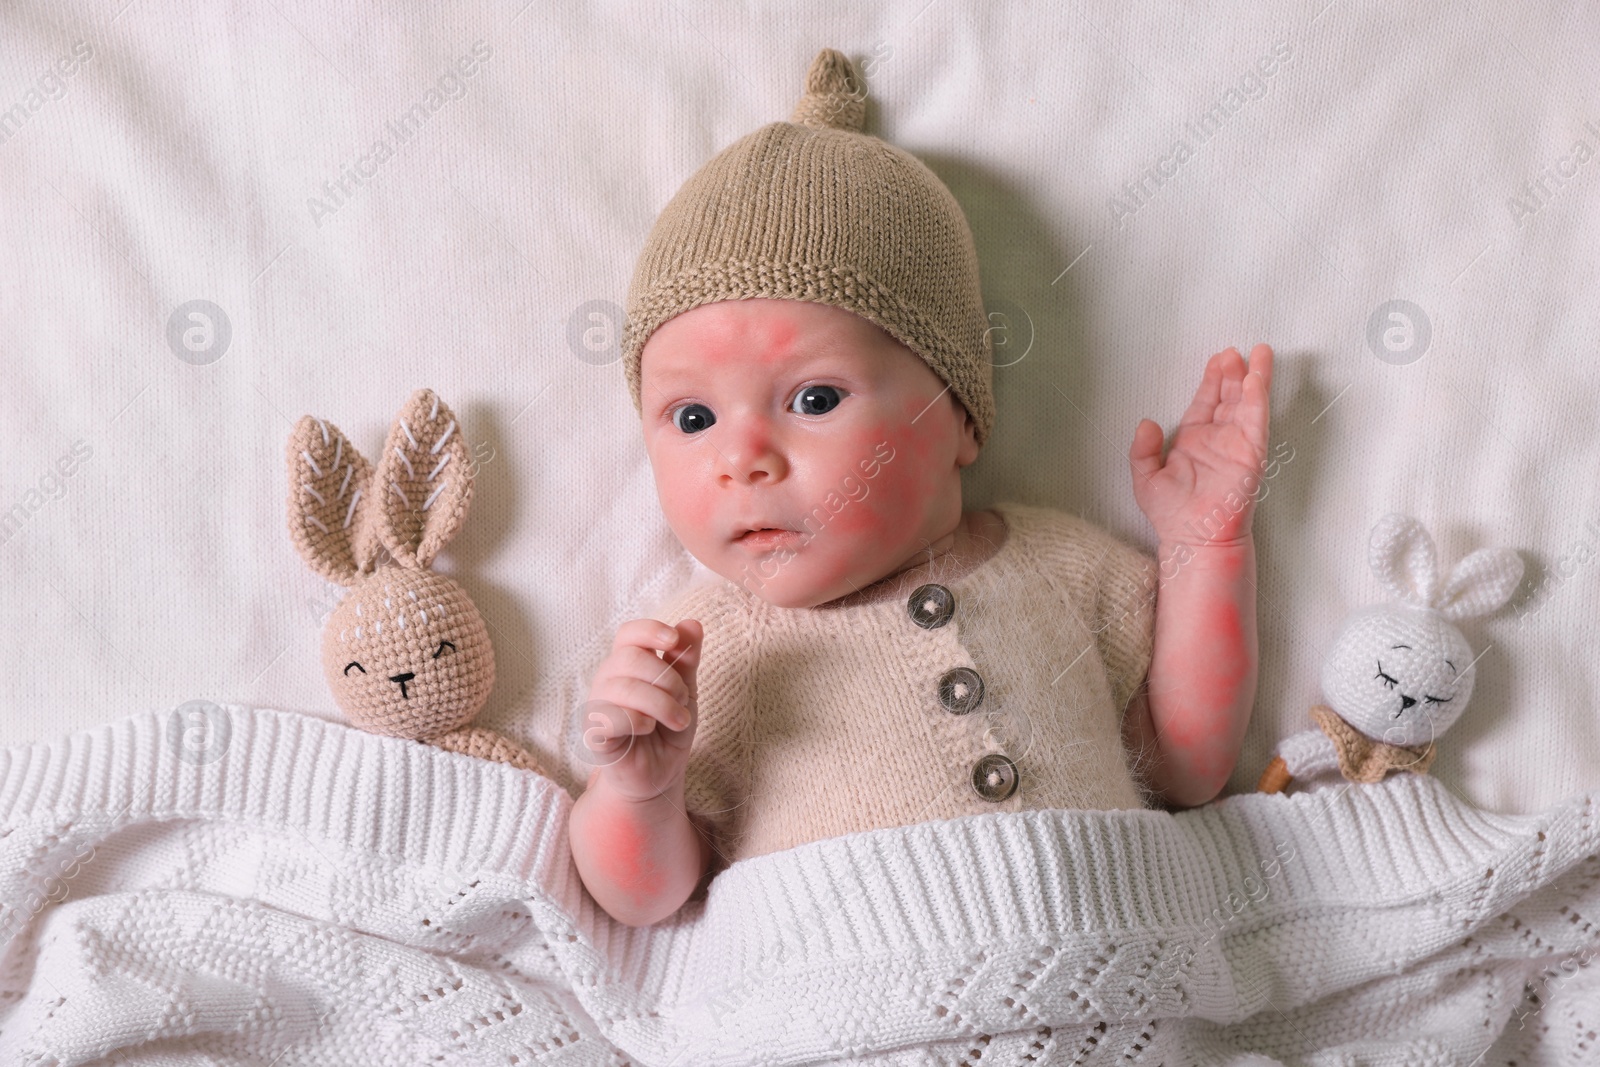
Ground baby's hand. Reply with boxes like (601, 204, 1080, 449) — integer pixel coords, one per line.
(1129, 344, 1273, 547)
(581, 619, 703, 803)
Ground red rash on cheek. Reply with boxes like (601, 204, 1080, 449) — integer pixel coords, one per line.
(591, 813, 665, 902)
(827, 420, 931, 542)
(783, 419, 930, 595)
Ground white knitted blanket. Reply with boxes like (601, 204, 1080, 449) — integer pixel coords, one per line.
(1, 705, 1596, 1065)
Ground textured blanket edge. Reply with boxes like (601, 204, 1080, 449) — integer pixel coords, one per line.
(1, 703, 1596, 1065)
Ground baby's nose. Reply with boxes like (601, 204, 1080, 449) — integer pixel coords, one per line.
(1400, 694, 1417, 711)
(720, 426, 787, 484)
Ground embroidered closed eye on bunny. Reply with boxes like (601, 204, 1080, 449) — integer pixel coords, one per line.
(1258, 513, 1523, 793)
(286, 387, 549, 775)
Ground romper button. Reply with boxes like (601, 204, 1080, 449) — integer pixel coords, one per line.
(908, 584, 955, 629)
(971, 753, 1018, 802)
(938, 667, 984, 714)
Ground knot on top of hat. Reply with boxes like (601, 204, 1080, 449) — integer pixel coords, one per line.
(789, 48, 867, 132)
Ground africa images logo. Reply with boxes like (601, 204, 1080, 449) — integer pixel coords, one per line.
(0, 440, 93, 549)
(0, 40, 93, 148)
(306, 41, 494, 227)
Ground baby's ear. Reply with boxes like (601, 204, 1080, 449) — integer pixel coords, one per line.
(955, 400, 981, 468)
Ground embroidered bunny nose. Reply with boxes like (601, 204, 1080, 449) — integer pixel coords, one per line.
(1400, 694, 1417, 711)
(389, 671, 416, 699)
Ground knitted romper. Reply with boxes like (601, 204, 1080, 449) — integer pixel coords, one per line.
(656, 501, 1160, 878)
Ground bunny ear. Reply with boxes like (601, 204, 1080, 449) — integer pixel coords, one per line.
(287, 415, 380, 586)
(1368, 513, 1440, 606)
(1435, 546, 1524, 622)
(371, 388, 473, 570)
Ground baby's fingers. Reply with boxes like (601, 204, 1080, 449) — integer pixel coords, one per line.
(580, 700, 670, 761)
(613, 618, 688, 655)
(607, 644, 691, 707)
(1245, 343, 1273, 394)
(664, 619, 703, 705)
(579, 701, 639, 757)
(591, 675, 693, 734)
(1128, 417, 1166, 484)
(1176, 348, 1231, 428)
(1242, 343, 1274, 449)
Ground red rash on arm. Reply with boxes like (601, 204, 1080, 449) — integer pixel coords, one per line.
(587, 810, 667, 901)
(568, 772, 708, 927)
(1132, 539, 1259, 808)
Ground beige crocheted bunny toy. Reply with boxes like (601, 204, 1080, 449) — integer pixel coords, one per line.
(287, 387, 548, 775)
(1258, 513, 1522, 794)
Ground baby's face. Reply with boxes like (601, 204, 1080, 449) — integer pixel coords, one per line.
(639, 298, 979, 609)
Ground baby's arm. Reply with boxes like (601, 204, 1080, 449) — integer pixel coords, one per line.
(1120, 540, 1257, 807)
(1124, 344, 1273, 809)
(568, 619, 710, 926)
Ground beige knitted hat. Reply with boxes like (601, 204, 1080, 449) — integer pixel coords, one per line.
(622, 48, 996, 444)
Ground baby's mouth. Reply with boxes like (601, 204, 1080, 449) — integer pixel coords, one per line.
(735, 527, 802, 550)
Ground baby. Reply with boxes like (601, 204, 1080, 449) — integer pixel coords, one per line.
(568, 49, 1273, 927)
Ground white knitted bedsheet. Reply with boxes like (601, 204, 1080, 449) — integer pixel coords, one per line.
(1, 704, 1596, 1065)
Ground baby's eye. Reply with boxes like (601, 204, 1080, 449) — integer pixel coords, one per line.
(344, 662, 365, 676)
(433, 640, 456, 659)
(1374, 661, 1398, 689)
(790, 384, 844, 416)
(671, 402, 716, 434)
(1423, 694, 1452, 705)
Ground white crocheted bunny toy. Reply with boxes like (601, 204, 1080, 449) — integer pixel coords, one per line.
(1258, 513, 1523, 794)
